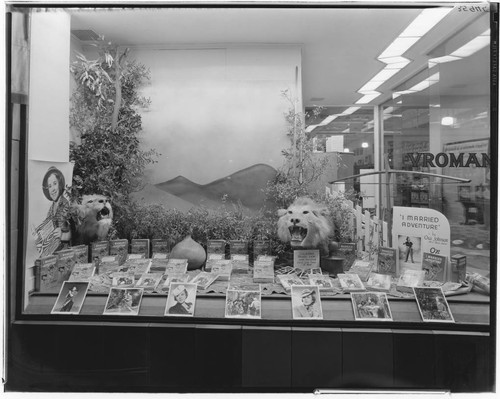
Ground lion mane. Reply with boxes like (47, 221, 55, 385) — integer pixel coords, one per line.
(277, 197, 333, 255)
(70, 194, 113, 245)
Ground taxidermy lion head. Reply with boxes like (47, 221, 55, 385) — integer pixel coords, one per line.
(277, 197, 333, 254)
(70, 194, 113, 245)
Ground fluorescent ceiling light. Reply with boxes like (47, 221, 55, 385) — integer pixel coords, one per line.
(379, 56, 409, 64)
(370, 67, 401, 82)
(378, 37, 420, 59)
(358, 81, 384, 92)
(451, 29, 490, 58)
(342, 107, 361, 115)
(306, 125, 318, 133)
(319, 115, 338, 125)
(429, 55, 462, 64)
(408, 72, 439, 91)
(362, 142, 369, 148)
(356, 93, 381, 104)
(399, 8, 452, 38)
(344, 148, 350, 153)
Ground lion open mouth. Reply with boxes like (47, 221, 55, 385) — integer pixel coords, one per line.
(289, 226, 307, 245)
(96, 207, 111, 221)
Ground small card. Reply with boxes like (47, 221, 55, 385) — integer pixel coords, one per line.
(165, 258, 189, 275)
(413, 287, 455, 323)
(190, 271, 218, 290)
(225, 289, 261, 319)
(68, 263, 95, 282)
(111, 272, 136, 287)
(103, 288, 143, 315)
(253, 260, 274, 283)
(291, 285, 323, 319)
(51, 281, 90, 315)
(165, 283, 197, 317)
(365, 272, 392, 292)
(276, 273, 304, 292)
(135, 273, 163, 291)
(210, 260, 233, 281)
(351, 292, 393, 321)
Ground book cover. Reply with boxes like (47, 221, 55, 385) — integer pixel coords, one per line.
(337, 273, 366, 292)
(111, 272, 136, 287)
(450, 254, 467, 282)
(210, 260, 233, 281)
(103, 288, 144, 315)
(131, 239, 150, 258)
(225, 289, 261, 319)
(205, 254, 225, 271)
(291, 285, 323, 319)
(51, 281, 90, 315)
(135, 273, 163, 291)
(421, 252, 447, 282)
(413, 287, 455, 323)
(71, 244, 89, 264)
(253, 240, 270, 258)
(377, 246, 397, 276)
(308, 275, 335, 291)
(165, 258, 189, 275)
(365, 272, 392, 292)
(348, 259, 374, 282)
(190, 271, 218, 290)
(256, 255, 277, 262)
(149, 258, 170, 274)
(152, 253, 169, 259)
(276, 273, 304, 292)
(151, 238, 170, 256)
(396, 269, 425, 293)
(231, 254, 250, 274)
(120, 258, 151, 277)
(159, 273, 191, 293)
(127, 253, 145, 260)
(98, 255, 121, 276)
(91, 241, 110, 262)
(229, 240, 248, 256)
(165, 283, 198, 317)
(206, 239, 226, 255)
(351, 292, 393, 321)
(54, 248, 77, 284)
(335, 242, 357, 271)
(35, 255, 58, 292)
(68, 263, 95, 282)
(252, 260, 274, 283)
(109, 239, 129, 265)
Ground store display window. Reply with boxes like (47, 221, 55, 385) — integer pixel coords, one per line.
(4, 2, 496, 393)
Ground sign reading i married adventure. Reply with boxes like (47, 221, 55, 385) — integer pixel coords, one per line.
(392, 207, 450, 276)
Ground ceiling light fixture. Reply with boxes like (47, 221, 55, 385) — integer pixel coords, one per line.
(429, 29, 490, 64)
(441, 116, 455, 126)
(354, 6, 452, 104)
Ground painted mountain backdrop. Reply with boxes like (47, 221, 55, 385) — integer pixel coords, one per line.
(134, 164, 278, 213)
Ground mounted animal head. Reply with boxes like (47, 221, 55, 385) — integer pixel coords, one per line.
(70, 194, 113, 245)
(277, 197, 333, 254)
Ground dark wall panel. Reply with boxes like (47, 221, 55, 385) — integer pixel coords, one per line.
(291, 327, 342, 389)
(342, 328, 394, 388)
(242, 326, 292, 388)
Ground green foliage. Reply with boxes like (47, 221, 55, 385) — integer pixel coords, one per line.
(69, 38, 158, 226)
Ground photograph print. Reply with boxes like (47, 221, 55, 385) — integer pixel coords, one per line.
(413, 287, 455, 323)
(225, 289, 262, 319)
(290, 285, 323, 320)
(165, 283, 197, 317)
(398, 234, 422, 266)
(51, 281, 90, 315)
(350, 292, 393, 321)
(103, 288, 144, 316)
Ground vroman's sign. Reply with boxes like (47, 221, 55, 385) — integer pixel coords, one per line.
(407, 152, 490, 168)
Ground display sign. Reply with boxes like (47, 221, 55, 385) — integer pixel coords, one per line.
(392, 207, 450, 275)
(293, 249, 320, 270)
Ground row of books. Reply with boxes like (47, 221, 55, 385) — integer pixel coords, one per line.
(50, 279, 455, 323)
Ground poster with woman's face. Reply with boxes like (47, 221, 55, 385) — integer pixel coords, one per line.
(25, 160, 74, 270)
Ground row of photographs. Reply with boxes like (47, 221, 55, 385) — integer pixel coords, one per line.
(51, 281, 455, 323)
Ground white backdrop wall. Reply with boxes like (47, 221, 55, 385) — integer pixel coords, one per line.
(130, 46, 302, 185)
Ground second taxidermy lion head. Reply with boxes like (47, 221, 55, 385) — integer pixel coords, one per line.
(71, 194, 113, 245)
(277, 197, 333, 254)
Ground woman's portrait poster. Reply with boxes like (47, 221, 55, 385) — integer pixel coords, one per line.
(25, 161, 74, 270)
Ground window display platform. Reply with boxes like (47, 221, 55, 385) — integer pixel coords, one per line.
(23, 291, 489, 328)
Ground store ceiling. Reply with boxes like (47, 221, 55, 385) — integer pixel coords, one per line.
(69, 6, 487, 109)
